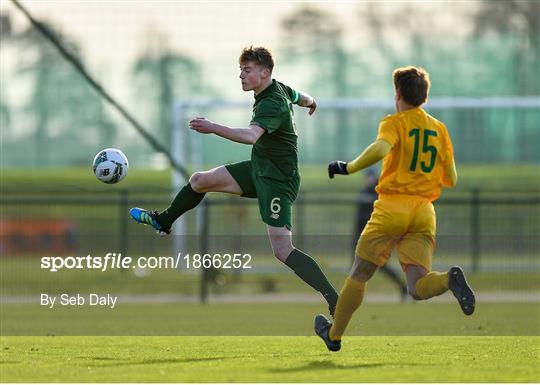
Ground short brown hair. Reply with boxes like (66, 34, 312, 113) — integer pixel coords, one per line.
(239, 46, 274, 72)
(392, 66, 430, 107)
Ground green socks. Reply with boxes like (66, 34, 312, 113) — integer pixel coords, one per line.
(285, 249, 338, 308)
(157, 188, 339, 312)
(157, 183, 205, 228)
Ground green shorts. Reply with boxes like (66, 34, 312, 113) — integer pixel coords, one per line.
(225, 160, 300, 229)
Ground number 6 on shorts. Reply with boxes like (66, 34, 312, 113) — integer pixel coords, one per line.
(270, 197, 281, 214)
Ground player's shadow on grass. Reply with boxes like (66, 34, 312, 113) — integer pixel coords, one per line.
(272, 360, 426, 373)
(86, 356, 228, 367)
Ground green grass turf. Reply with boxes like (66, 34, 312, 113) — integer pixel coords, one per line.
(1, 336, 538, 382)
(2, 303, 539, 336)
(2, 164, 539, 192)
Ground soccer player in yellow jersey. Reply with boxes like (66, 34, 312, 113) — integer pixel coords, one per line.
(315, 66, 476, 352)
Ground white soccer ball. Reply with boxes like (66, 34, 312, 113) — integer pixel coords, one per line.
(92, 148, 129, 184)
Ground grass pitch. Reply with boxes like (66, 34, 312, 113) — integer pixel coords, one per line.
(2, 302, 539, 336)
(1, 165, 538, 382)
(2, 164, 539, 192)
(1, 302, 539, 382)
(1, 336, 539, 382)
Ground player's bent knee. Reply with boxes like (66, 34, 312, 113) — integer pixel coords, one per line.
(352, 270, 375, 282)
(350, 257, 378, 282)
(189, 172, 207, 192)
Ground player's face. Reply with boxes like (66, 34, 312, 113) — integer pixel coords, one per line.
(239, 62, 268, 92)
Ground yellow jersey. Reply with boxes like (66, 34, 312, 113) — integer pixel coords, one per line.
(375, 107, 454, 201)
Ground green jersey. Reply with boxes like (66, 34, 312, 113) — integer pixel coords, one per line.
(250, 79, 301, 181)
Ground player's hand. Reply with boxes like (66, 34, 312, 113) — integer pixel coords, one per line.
(328, 160, 348, 179)
(308, 98, 317, 115)
(189, 117, 215, 134)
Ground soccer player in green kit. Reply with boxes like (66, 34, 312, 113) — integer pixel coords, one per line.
(130, 46, 339, 315)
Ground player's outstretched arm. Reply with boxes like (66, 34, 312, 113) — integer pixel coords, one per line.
(328, 139, 392, 179)
(298, 92, 317, 115)
(189, 118, 264, 145)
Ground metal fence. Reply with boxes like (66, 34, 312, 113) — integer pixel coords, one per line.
(1, 188, 538, 302)
(2, 188, 538, 268)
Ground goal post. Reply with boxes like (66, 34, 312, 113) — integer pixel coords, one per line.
(172, 95, 540, 184)
(170, 95, 539, 259)
(170, 96, 539, 301)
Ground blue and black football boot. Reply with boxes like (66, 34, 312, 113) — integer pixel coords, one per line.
(129, 208, 171, 236)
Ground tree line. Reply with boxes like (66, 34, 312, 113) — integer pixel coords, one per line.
(0, 1, 538, 166)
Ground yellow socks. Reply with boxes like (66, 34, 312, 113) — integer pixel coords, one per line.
(327, 271, 448, 341)
(329, 277, 366, 341)
(415, 271, 449, 299)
